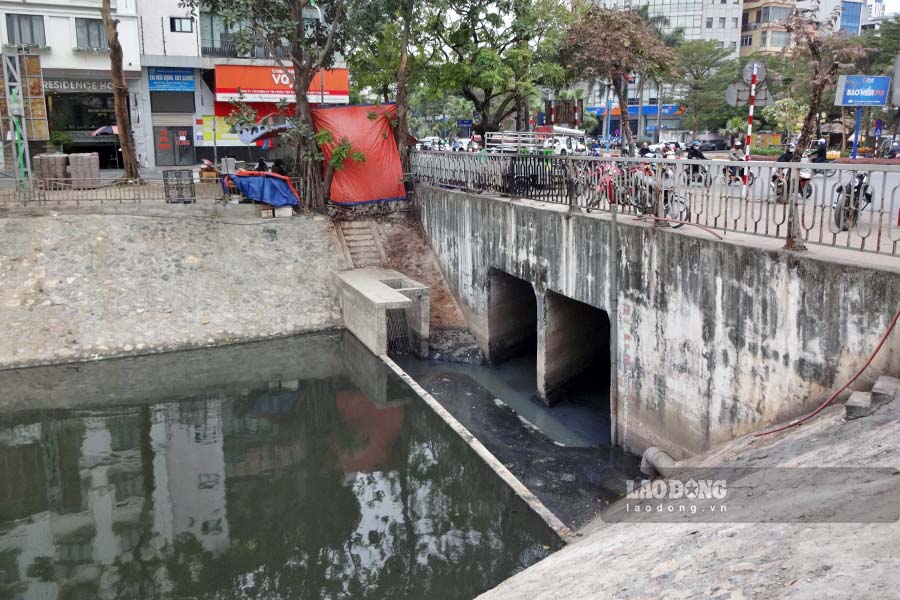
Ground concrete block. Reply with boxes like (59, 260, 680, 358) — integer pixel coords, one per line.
(260, 207, 274, 219)
(871, 376, 900, 405)
(274, 206, 293, 218)
(845, 391, 873, 420)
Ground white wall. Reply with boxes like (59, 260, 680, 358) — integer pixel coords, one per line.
(138, 0, 199, 58)
(0, 1, 140, 72)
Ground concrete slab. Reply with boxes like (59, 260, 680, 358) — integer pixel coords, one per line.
(335, 267, 430, 357)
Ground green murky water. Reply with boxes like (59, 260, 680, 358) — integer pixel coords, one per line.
(0, 333, 560, 599)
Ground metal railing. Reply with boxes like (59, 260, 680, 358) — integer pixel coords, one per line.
(0, 174, 305, 209)
(200, 38, 290, 59)
(411, 151, 900, 257)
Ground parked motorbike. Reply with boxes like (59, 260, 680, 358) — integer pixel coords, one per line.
(833, 171, 874, 231)
(770, 164, 814, 203)
(721, 164, 755, 186)
(680, 164, 712, 188)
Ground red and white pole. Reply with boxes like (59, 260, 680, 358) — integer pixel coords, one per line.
(742, 64, 757, 199)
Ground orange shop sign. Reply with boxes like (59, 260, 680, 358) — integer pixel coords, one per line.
(214, 65, 349, 104)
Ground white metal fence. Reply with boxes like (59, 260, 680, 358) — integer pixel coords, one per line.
(411, 151, 900, 257)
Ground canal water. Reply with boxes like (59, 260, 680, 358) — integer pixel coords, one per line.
(0, 332, 561, 600)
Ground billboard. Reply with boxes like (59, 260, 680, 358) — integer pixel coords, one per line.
(835, 75, 892, 107)
(214, 65, 350, 104)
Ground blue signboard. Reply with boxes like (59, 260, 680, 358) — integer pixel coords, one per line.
(457, 119, 473, 127)
(587, 104, 682, 117)
(836, 75, 891, 107)
(148, 67, 195, 92)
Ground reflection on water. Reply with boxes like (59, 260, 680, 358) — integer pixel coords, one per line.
(0, 334, 560, 599)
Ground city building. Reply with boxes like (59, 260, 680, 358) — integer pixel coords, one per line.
(0, 0, 144, 169)
(585, 0, 744, 138)
(0, 0, 350, 171)
(811, 0, 866, 35)
(136, 0, 350, 168)
(740, 0, 794, 56)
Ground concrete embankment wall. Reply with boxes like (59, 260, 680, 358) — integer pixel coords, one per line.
(0, 204, 349, 368)
(417, 185, 900, 457)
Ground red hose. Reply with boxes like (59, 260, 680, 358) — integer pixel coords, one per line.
(754, 304, 900, 437)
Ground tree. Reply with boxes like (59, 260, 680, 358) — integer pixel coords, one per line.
(101, 0, 140, 179)
(719, 116, 745, 146)
(786, 2, 866, 157)
(561, 6, 675, 155)
(761, 98, 808, 139)
(676, 40, 736, 136)
(183, 0, 349, 211)
(424, 0, 571, 136)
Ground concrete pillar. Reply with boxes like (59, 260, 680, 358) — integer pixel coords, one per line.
(536, 290, 610, 404)
(487, 269, 537, 364)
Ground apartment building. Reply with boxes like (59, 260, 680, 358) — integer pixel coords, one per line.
(0, 0, 145, 168)
(0, 0, 349, 170)
(740, 0, 794, 56)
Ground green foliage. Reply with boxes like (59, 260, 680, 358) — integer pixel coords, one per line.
(719, 116, 745, 142)
(761, 98, 808, 136)
(50, 129, 73, 148)
(422, 0, 574, 133)
(676, 40, 737, 133)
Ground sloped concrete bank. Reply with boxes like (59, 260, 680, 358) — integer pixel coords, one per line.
(417, 185, 900, 457)
(478, 398, 900, 599)
(0, 204, 349, 368)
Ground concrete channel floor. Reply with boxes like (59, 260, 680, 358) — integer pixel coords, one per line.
(398, 365, 641, 529)
(477, 394, 900, 599)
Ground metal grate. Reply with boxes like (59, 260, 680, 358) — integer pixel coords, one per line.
(386, 308, 412, 355)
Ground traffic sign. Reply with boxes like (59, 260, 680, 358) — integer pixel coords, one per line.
(742, 62, 767, 85)
(457, 119, 473, 127)
(725, 81, 774, 107)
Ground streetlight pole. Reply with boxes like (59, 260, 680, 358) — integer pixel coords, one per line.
(314, 5, 325, 106)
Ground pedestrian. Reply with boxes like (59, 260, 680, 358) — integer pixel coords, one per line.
(729, 141, 743, 180)
(812, 138, 828, 164)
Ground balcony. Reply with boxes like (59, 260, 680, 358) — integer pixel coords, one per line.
(200, 38, 290, 59)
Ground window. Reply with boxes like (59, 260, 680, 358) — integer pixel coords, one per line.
(6, 14, 45, 47)
(170, 17, 193, 33)
(840, 1, 863, 35)
(741, 34, 753, 47)
(706, 18, 713, 28)
(729, 41, 737, 49)
(769, 31, 791, 48)
(719, 17, 726, 28)
(732, 18, 739, 28)
(75, 18, 108, 50)
(760, 31, 768, 46)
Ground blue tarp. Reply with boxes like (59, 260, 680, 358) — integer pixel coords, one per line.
(223, 173, 300, 207)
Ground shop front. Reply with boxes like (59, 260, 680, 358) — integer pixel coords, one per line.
(148, 67, 196, 166)
(45, 75, 125, 168)
(195, 64, 349, 163)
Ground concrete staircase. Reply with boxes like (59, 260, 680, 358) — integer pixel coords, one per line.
(845, 375, 900, 419)
(337, 221, 384, 268)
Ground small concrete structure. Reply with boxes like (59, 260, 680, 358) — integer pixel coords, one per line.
(335, 268, 430, 357)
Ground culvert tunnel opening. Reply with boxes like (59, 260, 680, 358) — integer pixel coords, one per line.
(539, 290, 611, 442)
(487, 269, 538, 366)
(485, 270, 611, 445)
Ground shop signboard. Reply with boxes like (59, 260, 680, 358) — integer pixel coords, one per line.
(200, 116, 241, 144)
(43, 78, 113, 93)
(148, 67, 195, 92)
(214, 65, 350, 104)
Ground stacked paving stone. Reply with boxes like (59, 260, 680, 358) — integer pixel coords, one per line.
(33, 154, 68, 189)
(66, 153, 100, 189)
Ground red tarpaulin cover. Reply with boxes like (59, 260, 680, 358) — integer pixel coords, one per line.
(312, 104, 406, 205)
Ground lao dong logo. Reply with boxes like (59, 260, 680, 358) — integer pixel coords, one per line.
(625, 478, 727, 500)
